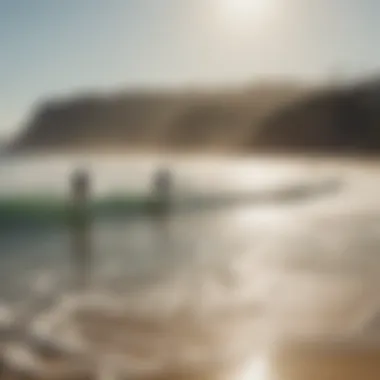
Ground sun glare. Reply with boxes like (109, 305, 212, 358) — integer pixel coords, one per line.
(227, 0, 269, 14)
(219, 0, 274, 27)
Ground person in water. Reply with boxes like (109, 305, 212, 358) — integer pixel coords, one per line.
(152, 167, 172, 214)
(70, 168, 91, 290)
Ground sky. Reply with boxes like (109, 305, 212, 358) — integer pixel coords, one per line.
(1, 0, 380, 136)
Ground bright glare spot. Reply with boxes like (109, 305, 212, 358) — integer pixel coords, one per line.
(226, 0, 270, 14)
(221, 0, 273, 24)
(237, 355, 270, 380)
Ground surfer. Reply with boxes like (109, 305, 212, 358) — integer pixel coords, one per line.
(70, 168, 91, 290)
(152, 167, 172, 215)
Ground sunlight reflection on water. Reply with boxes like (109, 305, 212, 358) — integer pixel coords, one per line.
(0, 155, 380, 379)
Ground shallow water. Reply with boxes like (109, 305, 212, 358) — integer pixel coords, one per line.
(1, 153, 380, 379)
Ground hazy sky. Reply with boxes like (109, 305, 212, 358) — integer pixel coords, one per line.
(1, 0, 380, 135)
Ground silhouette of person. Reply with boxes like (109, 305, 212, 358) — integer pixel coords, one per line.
(70, 168, 91, 290)
(152, 167, 173, 216)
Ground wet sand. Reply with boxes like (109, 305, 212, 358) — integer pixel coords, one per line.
(272, 341, 380, 380)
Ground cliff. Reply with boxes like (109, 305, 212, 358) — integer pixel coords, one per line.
(12, 78, 380, 155)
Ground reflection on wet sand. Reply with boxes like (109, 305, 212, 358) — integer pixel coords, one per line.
(265, 272, 380, 380)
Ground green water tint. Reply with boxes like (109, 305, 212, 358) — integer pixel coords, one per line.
(0, 194, 177, 224)
(0, 194, 162, 228)
(0, 178, 343, 229)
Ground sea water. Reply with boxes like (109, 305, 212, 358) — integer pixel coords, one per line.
(0, 153, 380, 379)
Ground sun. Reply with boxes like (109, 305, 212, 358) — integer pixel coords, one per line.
(219, 0, 274, 27)
(226, 0, 270, 15)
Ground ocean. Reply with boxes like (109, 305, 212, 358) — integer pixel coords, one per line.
(0, 153, 380, 379)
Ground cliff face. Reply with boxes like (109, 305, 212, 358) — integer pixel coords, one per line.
(250, 81, 380, 154)
(12, 79, 380, 154)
